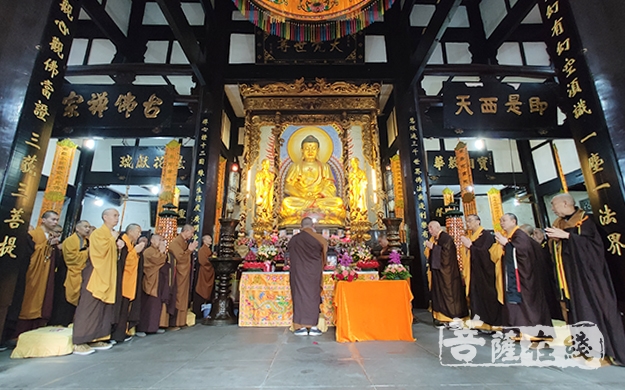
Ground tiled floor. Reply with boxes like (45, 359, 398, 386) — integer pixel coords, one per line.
(1, 310, 624, 389)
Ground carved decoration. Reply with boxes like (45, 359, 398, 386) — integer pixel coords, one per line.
(240, 78, 381, 98)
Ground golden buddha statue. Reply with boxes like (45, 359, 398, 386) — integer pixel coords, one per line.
(348, 157, 368, 220)
(255, 159, 274, 223)
(279, 135, 346, 226)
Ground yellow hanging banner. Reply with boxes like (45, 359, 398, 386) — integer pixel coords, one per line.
(40, 139, 77, 216)
(390, 154, 404, 221)
(488, 187, 504, 233)
(155, 140, 181, 230)
(454, 142, 477, 216)
(214, 156, 227, 240)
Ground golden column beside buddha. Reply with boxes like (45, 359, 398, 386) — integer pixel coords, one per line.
(279, 135, 346, 226)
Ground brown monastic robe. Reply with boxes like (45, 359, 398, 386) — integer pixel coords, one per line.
(72, 224, 117, 345)
(428, 231, 469, 322)
(61, 233, 89, 306)
(169, 234, 192, 327)
(288, 228, 327, 328)
(138, 246, 170, 333)
(195, 245, 214, 301)
(111, 234, 142, 341)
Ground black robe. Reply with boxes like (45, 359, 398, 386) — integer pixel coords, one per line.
(468, 230, 502, 326)
(430, 231, 468, 320)
(552, 210, 625, 364)
(503, 229, 551, 328)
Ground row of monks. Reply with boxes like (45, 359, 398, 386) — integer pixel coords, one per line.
(425, 193, 625, 365)
(0, 208, 216, 355)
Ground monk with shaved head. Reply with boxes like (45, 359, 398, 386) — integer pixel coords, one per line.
(138, 234, 170, 334)
(168, 224, 198, 329)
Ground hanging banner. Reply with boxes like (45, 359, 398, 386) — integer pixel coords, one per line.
(407, 116, 430, 246)
(54, 84, 174, 129)
(487, 187, 504, 233)
(40, 139, 78, 216)
(112, 146, 192, 178)
(256, 31, 364, 64)
(213, 157, 227, 241)
(390, 154, 404, 221)
(155, 140, 181, 230)
(454, 142, 477, 216)
(188, 117, 211, 241)
(443, 82, 558, 132)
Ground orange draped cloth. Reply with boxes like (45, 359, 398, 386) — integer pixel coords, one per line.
(62, 233, 89, 305)
(19, 227, 51, 319)
(87, 224, 118, 304)
(121, 234, 140, 300)
(334, 280, 414, 343)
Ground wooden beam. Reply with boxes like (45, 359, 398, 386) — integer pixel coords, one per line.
(155, 0, 207, 85)
(408, 0, 463, 88)
(486, 0, 539, 54)
(81, 0, 139, 61)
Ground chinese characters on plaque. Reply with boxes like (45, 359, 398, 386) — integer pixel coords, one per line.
(111, 146, 193, 178)
(407, 116, 430, 245)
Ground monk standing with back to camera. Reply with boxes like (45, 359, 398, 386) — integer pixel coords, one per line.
(168, 224, 198, 329)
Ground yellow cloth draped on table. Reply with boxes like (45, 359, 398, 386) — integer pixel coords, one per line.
(238, 272, 378, 327)
(334, 280, 414, 343)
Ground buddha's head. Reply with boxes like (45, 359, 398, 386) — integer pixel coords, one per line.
(301, 135, 320, 162)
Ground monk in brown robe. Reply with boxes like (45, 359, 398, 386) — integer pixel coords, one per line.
(168, 224, 198, 328)
(460, 214, 502, 330)
(193, 235, 214, 319)
(426, 221, 468, 329)
(288, 217, 327, 336)
(494, 213, 551, 336)
(111, 224, 145, 342)
(546, 193, 625, 364)
(73, 208, 123, 355)
(138, 235, 169, 334)
(14, 211, 60, 337)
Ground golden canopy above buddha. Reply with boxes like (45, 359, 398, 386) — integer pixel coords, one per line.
(279, 133, 346, 226)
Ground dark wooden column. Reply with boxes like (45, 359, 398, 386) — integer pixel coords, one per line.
(516, 140, 549, 229)
(63, 142, 96, 239)
(0, 0, 81, 343)
(538, 0, 625, 302)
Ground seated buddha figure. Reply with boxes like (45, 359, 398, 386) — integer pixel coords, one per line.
(279, 135, 346, 226)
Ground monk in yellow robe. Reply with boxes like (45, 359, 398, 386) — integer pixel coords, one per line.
(72, 208, 123, 355)
(60, 220, 90, 309)
(168, 224, 198, 328)
(280, 135, 345, 226)
(15, 211, 60, 336)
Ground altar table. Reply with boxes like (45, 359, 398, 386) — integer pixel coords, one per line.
(334, 280, 414, 343)
(238, 271, 379, 327)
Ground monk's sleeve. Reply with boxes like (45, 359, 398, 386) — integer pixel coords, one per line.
(197, 247, 210, 267)
(566, 220, 606, 268)
(170, 239, 190, 261)
(439, 235, 455, 268)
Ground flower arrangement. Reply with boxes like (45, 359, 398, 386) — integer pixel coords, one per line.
(244, 250, 257, 261)
(356, 260, 380, 270)
(235, 236, 256, 248)
(257, 243, 278, 261)
(332, 252, 358, 282)
(381, 251, 411, 280)
(350, 243, 373, 262)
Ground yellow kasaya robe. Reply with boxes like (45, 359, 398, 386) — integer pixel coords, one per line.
(121, 234, 140, 301)
(62, 233, 89, 306)
(19, 227, 52, 320)
(87, 224, 118, 304)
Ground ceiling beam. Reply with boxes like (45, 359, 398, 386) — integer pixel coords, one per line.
(486, 0, 539, 54)
(408, 0, 463, 88)
(81, 0, 138, 61)
(155, 0, 207, 85)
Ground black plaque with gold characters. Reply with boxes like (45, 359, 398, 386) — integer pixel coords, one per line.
(255, 30, 364, 64)
(112, 146, 193, 178)
(407, 115, 431, 245)
(427, 150, 494, 181)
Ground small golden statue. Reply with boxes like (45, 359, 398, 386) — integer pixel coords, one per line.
(255, 159, 274, 223)
(348, 157, 368, 221)
(279, 135, 345, 226)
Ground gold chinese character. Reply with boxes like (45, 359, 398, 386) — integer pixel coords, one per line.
(54, 19, 70, 36)
(43, 58, 59, 78)
(49, 36, 64, 59)
(563, 58, 576, 77)
(40, 80, 54, 100)
(477, 156, 489, 171)
(278, 39, 289, 53)
(153, 156, 164, 169)
(329, 39, 343, 53)
(418, 193, 424, 201)
(0, 236, 17, 258)
(505, 94, 523, 115)
(11, 182, 27, 198)
(413, 158, 421, 165)
(195, 194, 202, 203)
(34, 100, 49, 122)
(20, 155, 38, 176)
(416, 177, 423, 184)
(416, 185, 423, 192)
(119, 155, 133, 169)
(422, 230, 429, 238)
(312, 42, 325, 52)
(143, 94, 163, 118)
(178, 156, 185, 170)
(573, 99, 592, 119)
(566, 77, 583, 98)
(448, 156, 457, 169)
(414, 168, 422, 175)
(114, 92, 138, 118)
(197, 169, 205, 177)
(479, 97, 498, 114)
(135, 155, 149, 169)
(88, 92, 109, 118)
(546, 1, 559, 19)
(62, 91, 84, 117)
(26, 132, 41, 150)
(551, 17, 564, 37)
(528, 97, 549, 115)
(198, 158, 205, 166)
(556, 38, 570, 56)
(421, 221, 428, 229)
(595, 183, 611, 192)
(294, 41, 306, 53)
(196, 178, 204, 185)
(60, 0, 74, 21)
(419, 202, 426, 210)
(419, 211, 427, 219)
(200, 134, 207, 141)
(455, 95, 474, 115)
(588, 153, 604, 174)
(178, 209, 186, 219)
(599, 205, 617, 226)
(4, 208, 25, 229)
(581, 131, 597, 143)
(193, 204, 201, 212)
(607, 232, 625, 256)
(410, 133, 417, 140)
(196, 187, 202, 194)
(433, 155, 445, 171)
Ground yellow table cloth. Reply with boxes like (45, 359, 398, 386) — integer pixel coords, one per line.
(238, 271, 378, 327)
(334, 280, 415, 343)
